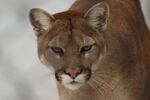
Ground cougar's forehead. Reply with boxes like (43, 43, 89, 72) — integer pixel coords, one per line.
(48, 18, 96, 47)
(48, 31, 70, 48)
(71, 18, 97, 45)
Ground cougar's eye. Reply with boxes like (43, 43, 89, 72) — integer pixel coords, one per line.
(80, 45, 93, 53)
(51, 47, 64, 55)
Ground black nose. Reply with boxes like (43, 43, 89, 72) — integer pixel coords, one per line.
(64, 68, 82, 79)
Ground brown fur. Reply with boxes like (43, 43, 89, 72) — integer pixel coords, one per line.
(29, 0, 150, 100)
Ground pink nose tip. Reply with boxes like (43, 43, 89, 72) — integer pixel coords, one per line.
(65, 68, 81, 78)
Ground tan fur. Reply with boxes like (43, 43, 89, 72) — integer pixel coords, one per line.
(29, 0, 150, 100)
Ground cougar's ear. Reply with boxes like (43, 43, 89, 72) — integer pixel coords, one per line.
(84, 2, 109, 31)
(29, 8, 55, 36)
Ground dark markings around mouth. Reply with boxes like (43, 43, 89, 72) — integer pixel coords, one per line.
(55, 72, 62, 82)
(70, 81, 79, 85)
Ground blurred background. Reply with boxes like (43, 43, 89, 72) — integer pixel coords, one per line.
(0, 0, 149, 100)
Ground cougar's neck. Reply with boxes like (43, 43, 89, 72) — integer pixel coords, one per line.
(57, 83, 103, 100)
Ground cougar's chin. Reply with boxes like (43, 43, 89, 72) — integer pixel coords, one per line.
(63, 81, 84, 90)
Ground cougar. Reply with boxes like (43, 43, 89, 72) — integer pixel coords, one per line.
(29, 0, 150, 100)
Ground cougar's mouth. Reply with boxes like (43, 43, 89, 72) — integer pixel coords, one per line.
(55, 67, 92, 90)
(70, 80, 78, 84)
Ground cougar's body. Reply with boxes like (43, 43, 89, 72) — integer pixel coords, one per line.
(29, 0, 150, 100)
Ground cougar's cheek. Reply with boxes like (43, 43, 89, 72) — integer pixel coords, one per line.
(61, 74, 75, 84)
(75, 74, 87, 83)
(39, 54, 55, 73)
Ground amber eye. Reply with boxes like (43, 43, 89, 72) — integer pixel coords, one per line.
(51, 47, 64, 55)
(80, 45, 93, 53)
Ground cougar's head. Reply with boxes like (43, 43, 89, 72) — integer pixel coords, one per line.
(29, 2, 109, 90)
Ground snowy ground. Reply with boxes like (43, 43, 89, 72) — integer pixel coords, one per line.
(0, 0, 149, 100)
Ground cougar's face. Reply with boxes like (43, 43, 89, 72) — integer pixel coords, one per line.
(29, 3, 109, 90)
(38, 18, 105, 90)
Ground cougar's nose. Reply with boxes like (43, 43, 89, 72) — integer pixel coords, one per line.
(64, 68, 82, 79)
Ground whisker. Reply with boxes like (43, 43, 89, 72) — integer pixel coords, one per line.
(88, 73, 128, 100)
(94, 73, 119, 87)
(91, 75, 114, 90)
(88, 81, 105, 97)
(90, 78, 109, 98)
